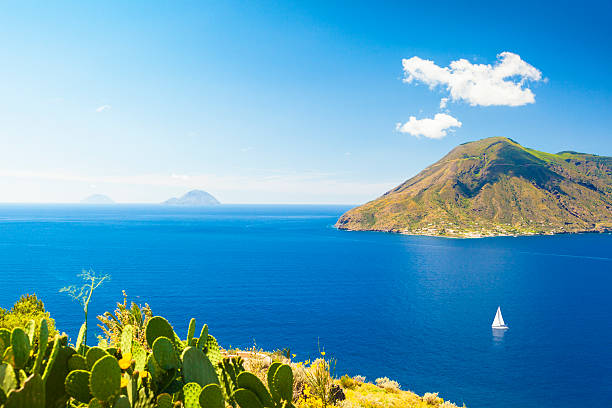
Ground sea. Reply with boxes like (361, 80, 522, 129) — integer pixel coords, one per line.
(0, 204, 610, 408)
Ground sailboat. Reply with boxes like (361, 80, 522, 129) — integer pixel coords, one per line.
(491, 306, 509, 329)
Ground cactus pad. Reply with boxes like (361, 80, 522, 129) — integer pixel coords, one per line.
(183, 382, 202, 408)
(5, 373, 45, 408)
(267, 362, 282, 402)
(0, 363, 17, 395)
(199, 383, 225, 408)
(145, 317, 175, 348)
(204, 335, 222, 367)
(236, 372, 273, 407)
(196, 325, 208, 351)
(156, 393, 173, 408)
(181, 346, 219, 387)
(65, 369, 92, 403)
(121, 325, 134, 355)
(272, 364, 293, 402)
(10, 328, 31, 369)
(86, 347, 109, 370)
(187, 319, 196, 346)
(233, 388, 264, 408)
(68, 354, 88, 371)
(113, 395, 131, 408)
(152, 337, 178, 370)
(89, 355, 121, 402)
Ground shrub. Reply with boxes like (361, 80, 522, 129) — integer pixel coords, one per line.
(375, 377, 401, 392)
(97, 291, 152, 350)
(340, 375, 358, 390)
(301, 357, 337, 407)
(423, 392, 443, 405)
(0, 294, 57, 341)
(352, 375, 366, 383)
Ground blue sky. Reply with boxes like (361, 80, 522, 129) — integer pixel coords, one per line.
(0, 0, 611, 203)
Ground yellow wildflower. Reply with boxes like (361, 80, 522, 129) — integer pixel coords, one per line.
(120, 376, 128, 388)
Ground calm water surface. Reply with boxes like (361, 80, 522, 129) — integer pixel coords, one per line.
(0, 204, 610, 408)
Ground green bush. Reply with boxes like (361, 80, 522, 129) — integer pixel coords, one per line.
(0, 294, 57, 340)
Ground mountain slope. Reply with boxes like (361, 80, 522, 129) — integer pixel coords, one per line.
(163, 190, 220, 206)
(336, 137, 612, 237)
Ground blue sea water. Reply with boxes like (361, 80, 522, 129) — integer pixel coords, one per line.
(0, 204, 610, 408)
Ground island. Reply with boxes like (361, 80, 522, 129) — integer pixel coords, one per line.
(80, 194, 115, 204)
(163, 189, 220, 206)
(336, 137, 612, 237)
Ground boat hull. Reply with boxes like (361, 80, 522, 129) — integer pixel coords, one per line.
(492, 325, 509, 330)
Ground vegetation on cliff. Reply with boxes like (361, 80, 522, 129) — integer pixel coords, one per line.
(0, 294, 462, 408)
(337, 137, 612, 237)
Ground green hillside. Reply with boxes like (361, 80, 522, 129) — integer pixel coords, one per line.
(336, 137, 612, 237)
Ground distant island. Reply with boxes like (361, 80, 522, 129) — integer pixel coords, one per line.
(336, 137, 612, 238)
(163, 189, 220, 206)
(80, 194, 115, 204)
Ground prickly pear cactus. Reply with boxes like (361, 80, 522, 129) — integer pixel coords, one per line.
(237, 372, 273, 407)
(199, 383, 225, 408)
(272, 364, 293, 402)
(89, 355, 121, 402)
(183, 382, 202, 408)
(4, 373, 45, 408)
(0, 363, 17, 395)
(65, 369, 92, 403)
(154, 393, 171, 408)
(0, 329, 10, 356)
(132, 342, 147, 373)
(32, 319, 48, 375)
(10, 328, 31, 369)
(204, 335, 222, 367)
(186, 319, 196, 346)
(152, 337, 178, 370)
(181, 346, 219, 388)
(196, 325, 208, 351)
(145, 316, 176, 349)
(233, 388, 264, 408)
(68, 354, 88, 371)
(121, 325, 134, 355)
(113, 394, 131, 408)
(86, 347, 109, 370)
(267, 362, 282, 403)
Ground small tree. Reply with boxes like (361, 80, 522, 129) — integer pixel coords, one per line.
(60, 269, 110, 347)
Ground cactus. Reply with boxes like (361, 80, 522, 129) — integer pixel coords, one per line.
(271, 364, 293, 402)
(0, 329, 10, 357)
(0, 363, 17, 395)
(132, 342, 147, 373)
(152, 337, 178, 371)
(266, 362, 282, 403)
(145, 317, 176, 349)
(10, 328, 31, 370)
(219, 356, 244, 407)
(156, 393, 173, 408)
(24, 320, 36, 347)
(183, 382, 201, 408)
(181, 346, 219, 388)
(186, 319, 196, 347)
(75, 322, 87, 354)
(86, 347, 109, 370)
(236, 372, 273, 407)
(31, 319, 48, 375)
(88, 397, 104, 407)
(121, 325, 134, 355)
(204, 335, 222, 367)
(113, 394, 131, 408)
(195, 325, 208, 351)
(89, 355, 121, 402)
(68, 354, 88, 371)
(43, 335, 74, 408)
(4, 373, 45, 408)
(233, 388, 264, 408)
(65, 369, 92, 403)
(199, 383, 225, 408)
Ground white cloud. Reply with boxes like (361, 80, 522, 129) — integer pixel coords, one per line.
(396, 113, 462, 139)
(402, 52, 542, 107)
(439, 97, 449, 109)
(171, 173, 190, 180)
(96, 105, 112, 112)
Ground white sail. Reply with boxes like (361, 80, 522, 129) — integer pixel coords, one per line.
(492, 306, 508, 328)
